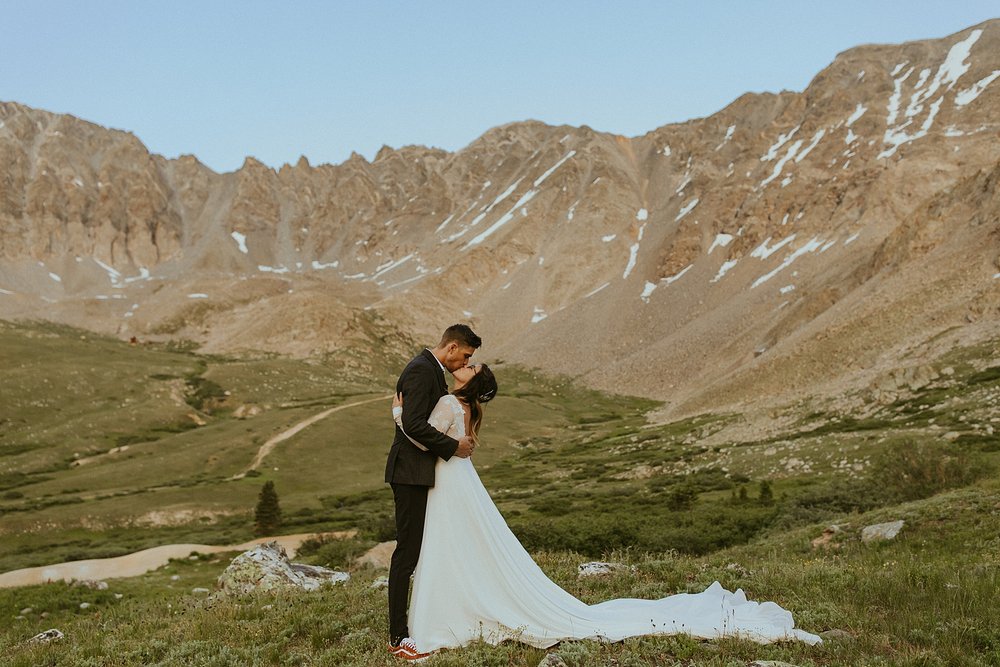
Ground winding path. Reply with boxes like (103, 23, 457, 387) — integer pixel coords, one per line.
(234, 393, 392, 478)
(1, 395, 392, 589)
(0, 531, 355, 589)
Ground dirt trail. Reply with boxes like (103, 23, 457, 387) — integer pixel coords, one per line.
(0, 531, 355, 589)
(0, 395, 390, 589)
(235, 393, 392, 477)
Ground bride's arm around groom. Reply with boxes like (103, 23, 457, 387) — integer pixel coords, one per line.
(384, 348, 474, 487)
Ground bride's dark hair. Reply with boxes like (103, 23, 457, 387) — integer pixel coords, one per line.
(452, 363, 497, 436)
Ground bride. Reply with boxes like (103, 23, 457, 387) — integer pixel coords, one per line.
(393, 363, 820, 657)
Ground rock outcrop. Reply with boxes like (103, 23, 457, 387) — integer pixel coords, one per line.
(26, 628, 64, 644)
(216, 541, 349, 595)
(861, 520, 905, 543)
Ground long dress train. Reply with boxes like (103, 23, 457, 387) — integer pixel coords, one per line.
(403, 395, 821, 650)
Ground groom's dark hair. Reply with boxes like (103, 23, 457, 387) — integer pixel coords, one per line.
(439, 324, 482, 349)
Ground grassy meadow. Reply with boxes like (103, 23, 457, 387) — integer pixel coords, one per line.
(1, 319, 999, 665)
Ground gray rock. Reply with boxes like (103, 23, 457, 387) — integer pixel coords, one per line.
(191, 587, 211, 594)
(538, 654, 568, 667)
(216, 541, 349, 595)
(19, 607, 32, 615)
(820, 628, 854, 641)
(73, 579, 108, 590)
(27, 628, 64, 644)
(577, 561, 633, 578)
(370, 575, 389, 590)
(79, 602, 91, 609)
(862, 520, 904, 543)
(751, 661, 802, 667)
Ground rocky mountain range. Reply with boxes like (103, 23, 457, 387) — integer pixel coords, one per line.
(2, 20, 998, 418)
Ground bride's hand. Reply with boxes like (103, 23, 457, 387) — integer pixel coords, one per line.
(392, 392, 403, 420)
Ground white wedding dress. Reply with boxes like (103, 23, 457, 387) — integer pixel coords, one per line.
(405, 395, 821, 651)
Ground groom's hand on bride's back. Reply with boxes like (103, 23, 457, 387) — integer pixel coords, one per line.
(455, 435, 475, 458)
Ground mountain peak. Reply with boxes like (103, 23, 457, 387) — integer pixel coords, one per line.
(1, 22, 999, 416)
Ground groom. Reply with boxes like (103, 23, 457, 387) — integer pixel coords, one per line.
(385, 324, 479, 659)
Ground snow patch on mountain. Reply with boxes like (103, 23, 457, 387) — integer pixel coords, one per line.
(711, 259, 739, 283)
(752, 238, 824, 288)
(534, 151, 576, 187)
(708, 233, 734, 254)
(760, 126, 800, 162)
(759, 140, 804, 188)
(956, 69, 1000, 106)
(846, 103, 867, 127)
(795, 129, 826, 163)
(231, 231, 248, 254)
(675, 198, 699, 221)
(664, 265, 692, 285)
(585, 282, 610, 298)
(640, 281, 657, 303)
(752, 236, 796, 260)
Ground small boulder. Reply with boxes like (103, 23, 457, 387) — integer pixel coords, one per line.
(73, 580, 108, 590)
(191, 587, 211, 594)
(751, 661, 802, 667)
(577, 561, 632, 578)
(217, 541, 349, 595)
(811, 524, 843, 550)
(861, 520, 904, 543)
(354, 540, 395, 569)
(370, 575, 389, 590)
(820, 628, 854, 641)
(538, 654, 569, 667)
(234, 404, 263, 419)
(27, 629, 64, 644)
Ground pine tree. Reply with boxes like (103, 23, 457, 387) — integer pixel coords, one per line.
(254, 481, 282, 536)
(758, 480, 774, 506)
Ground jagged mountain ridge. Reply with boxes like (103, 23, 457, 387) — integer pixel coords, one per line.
(1, 20, 999, 417)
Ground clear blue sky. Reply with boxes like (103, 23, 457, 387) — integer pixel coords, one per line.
(2, 1, 996, 173)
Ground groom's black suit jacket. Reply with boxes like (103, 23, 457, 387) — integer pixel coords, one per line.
(384, 349, 459, 486)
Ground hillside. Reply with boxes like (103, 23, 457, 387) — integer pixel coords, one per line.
(2, 481, 999, 666)
(1, 318, 998, 664)
(1, 21, 998, 420)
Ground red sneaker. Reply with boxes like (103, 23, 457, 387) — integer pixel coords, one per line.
(391, 637, 433, 662)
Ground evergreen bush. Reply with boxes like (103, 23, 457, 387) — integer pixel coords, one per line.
(254, 481, 282, 536)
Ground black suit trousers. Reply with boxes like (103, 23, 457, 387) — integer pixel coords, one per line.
(388, 482, 428, 642)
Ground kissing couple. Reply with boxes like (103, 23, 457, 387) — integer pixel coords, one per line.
(384, 324, 820, 661)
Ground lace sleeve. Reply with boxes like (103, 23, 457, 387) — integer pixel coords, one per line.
(394, 397, 456, 450)
(427, 397, 456, 436)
